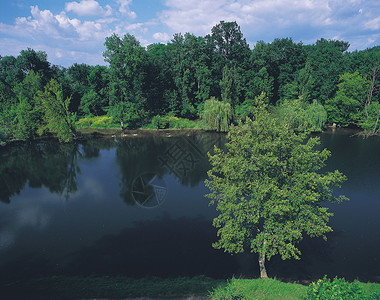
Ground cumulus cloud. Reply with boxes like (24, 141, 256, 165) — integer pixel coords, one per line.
(1, 6, 111, 45)
(65, 0, 112, 17)
(159, 0, 380, 49)
(160, 0, 332, 38)
(116, 0, 137, 19)
(153, 32, 171, 42)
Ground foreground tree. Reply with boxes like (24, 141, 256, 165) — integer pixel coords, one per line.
(205, 99, 347, 278)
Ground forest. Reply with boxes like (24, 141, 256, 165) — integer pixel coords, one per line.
(0, 21, 379, 144)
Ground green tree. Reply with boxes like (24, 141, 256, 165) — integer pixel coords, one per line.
(303, 39, 350, 104)
(275, 98, 327, 132)
(220, 65, 240, 107)
(13, 70, 43, 140)
(205, 99, 347, 278)
(202, 97, 233, 132)
(104, 33, 148, 130)
(36, 79, 76, 142)
(325, 71, 369, 126)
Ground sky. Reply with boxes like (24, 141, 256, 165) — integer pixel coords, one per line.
(0, 0, 379, 67)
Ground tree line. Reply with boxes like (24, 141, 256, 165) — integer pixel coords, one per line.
(1, 21, 379, 143)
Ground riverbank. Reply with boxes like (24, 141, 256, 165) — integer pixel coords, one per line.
(1, 276, 379, 299)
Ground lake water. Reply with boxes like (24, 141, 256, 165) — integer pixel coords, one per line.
(0, 129, 379, 284)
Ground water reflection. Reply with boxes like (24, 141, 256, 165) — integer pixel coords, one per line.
(0, 141, 80, 203)
(0, 132, 224, 206)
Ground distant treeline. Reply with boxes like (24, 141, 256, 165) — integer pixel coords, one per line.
(0, 21, 379, 143)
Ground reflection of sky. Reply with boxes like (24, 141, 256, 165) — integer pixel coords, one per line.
(0, 145, 215, 273)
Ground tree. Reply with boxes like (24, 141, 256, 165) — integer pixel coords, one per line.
(275, 98, 327, 132)
(202, 97, 233, 132)
(205, 99, 347, 278)
(303, 39, 349, 104)
(36, 79, 77, 142)
(13, 70, 44, 140)
(104, 33, 148, 130)
(220, 65, 240, 107)
(325, 71, 369, 126)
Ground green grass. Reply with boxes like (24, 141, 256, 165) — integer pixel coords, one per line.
(209, 278, 380, 300)
(210, 278, 307, 300)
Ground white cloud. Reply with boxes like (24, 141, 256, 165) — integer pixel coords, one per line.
(160, 0, 332, 37)
(153, 32, 171, 42)
(364, 17, 380, 30)
(1, 6, 111, 45)
(116, 0, 137, 19)
(65, 0, 112, 17)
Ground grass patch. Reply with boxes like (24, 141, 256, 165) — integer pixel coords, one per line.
(209, 278, 380, 300)
(210, 278, 307, 300)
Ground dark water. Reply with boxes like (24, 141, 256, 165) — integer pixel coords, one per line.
(0, 130, 379, 284)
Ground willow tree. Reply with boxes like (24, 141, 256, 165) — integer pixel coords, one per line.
(202, 97, 233, 132)
(205, 99, 347, 278)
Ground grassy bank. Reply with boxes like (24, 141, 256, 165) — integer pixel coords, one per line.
(210, 277, 380, 300)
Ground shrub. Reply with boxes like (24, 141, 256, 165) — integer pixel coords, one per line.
(151, 115, 168, 129)
(76, 116, 114, 128)
(307, 276, 378, 300)
(151, 115, 199, 129)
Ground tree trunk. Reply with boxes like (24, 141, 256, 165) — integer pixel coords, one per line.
(120, 119, 124, 133)
(258, 252, 268, 279)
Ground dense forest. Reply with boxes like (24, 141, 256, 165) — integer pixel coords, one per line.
(0, 21, 379, 144)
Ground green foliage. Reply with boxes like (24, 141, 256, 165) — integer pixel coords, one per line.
(275, 98, 327, 132)
(0, 126, 8, 146)
(13, 70, 44, 140)
(307, 276, 378, 300)
(205, 98, 347, 277)
(360, 102, 380, 134)
(325, 72, 369, 126)
(76, 116, 114, 128)
(220, 65, 240, 107)
(303, 39, 349, 104)
(1, 27, 380, 139)
(150, 114, 201, 129)
(202, 97, 233, 132)
(36, 79, 76, 142)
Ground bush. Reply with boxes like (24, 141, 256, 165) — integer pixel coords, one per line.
(150, 115, 200, 129)
(307, 276, 378, 300)
(76, 116, 114, 128)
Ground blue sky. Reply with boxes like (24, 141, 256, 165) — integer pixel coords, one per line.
(0, 0, 379, 67)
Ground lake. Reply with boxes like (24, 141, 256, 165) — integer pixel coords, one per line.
(0, 129, 379, 284)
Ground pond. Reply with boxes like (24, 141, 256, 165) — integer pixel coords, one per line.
(0, 129, 379, 284)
